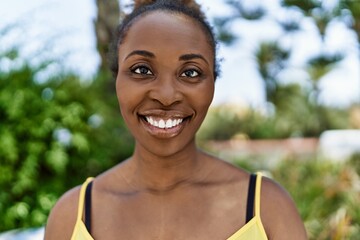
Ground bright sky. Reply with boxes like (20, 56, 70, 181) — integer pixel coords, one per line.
(1, 0, 359, 108)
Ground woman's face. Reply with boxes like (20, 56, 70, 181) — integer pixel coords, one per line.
(116, 11, 215, 157)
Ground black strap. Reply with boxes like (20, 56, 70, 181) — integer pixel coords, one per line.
(245, 173, 257, 223)
(85, 181, 93, 234)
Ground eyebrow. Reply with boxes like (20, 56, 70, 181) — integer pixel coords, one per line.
(125, 50, 155, 60)
(125, 51, 209, 65)
(179, 53, 209, 65)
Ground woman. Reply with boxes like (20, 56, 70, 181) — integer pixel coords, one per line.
(45, 0, 307, 239)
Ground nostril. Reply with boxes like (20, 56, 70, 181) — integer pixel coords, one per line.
(148, 81, 183, 106)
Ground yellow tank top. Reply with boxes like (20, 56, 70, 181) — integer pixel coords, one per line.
(71, 174, 268, 240)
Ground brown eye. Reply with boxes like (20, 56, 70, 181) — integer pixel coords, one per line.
(132, 66, 153, 75)
(181, 69, 200, 78)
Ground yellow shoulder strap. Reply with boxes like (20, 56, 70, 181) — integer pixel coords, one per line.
(254, 172, 262, 216)
(76, 177, 94, 221)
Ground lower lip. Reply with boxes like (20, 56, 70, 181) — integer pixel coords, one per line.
(140, 118, 186, 138)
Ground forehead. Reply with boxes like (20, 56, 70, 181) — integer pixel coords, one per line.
(118, 11, 214, 62)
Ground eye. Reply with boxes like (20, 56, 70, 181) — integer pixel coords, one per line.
(181, 69, 200, 78)
(131, 65, 153, 75)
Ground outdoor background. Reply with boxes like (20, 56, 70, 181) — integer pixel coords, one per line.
(0, 0, 360, 239)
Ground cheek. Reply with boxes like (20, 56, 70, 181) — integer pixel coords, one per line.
(197, 83, 214, 109)
(116, 78, 135, 117)
(115, 79, 125, 108)
(190, 82, 214, 121)
(115, 77, 148, 125)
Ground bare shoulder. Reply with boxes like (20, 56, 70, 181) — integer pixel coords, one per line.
(44, 186, 81, 240)
(260, 176, 308, 240)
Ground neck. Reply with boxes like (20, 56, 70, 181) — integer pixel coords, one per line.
(123, 142, 206, 192)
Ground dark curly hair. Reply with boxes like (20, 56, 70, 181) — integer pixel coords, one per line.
(108, 0, 219, 80)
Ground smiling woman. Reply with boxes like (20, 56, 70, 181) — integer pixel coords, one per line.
(116, 10, 215, 155)
(44, 1, 307, 240)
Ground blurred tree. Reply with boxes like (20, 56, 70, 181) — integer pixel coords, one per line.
(94, 0, 121, 73)
(306, 53, 343, 132)
(93, 0, 122, 103)
(0, 0, 133, 228)
(213, 0, 265, 45)
(91, 0, 131, 168)
(281, 0, 321, 13)
(281, 0, 335, 39)
(225, 0, 266, 20)
(282, 0, 360, 107)
(0, 47, 133, 231)
(271, 83, 316, 137)
(280, 0, 351, 134)
(210, 0, 353, 138)
(213, 16, 237, 46)
(255, 42, 290, 103)
(338, 0, 360, 105)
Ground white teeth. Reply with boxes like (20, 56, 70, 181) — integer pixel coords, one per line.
(145, 116, 184, 129)
(149, 117, 154, 126)
(159, 119, 165, 128)
(165, 119, 172, 128)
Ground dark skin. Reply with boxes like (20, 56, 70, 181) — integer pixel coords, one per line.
(45, 11, 307, 240)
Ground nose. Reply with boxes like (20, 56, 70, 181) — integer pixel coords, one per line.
(148, 76, 183, 106)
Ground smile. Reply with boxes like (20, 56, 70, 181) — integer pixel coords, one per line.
(145, 116, 183, 129)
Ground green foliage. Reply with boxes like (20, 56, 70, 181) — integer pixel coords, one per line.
(213, 17, 237, 46)
(217, 0, 359, 115)
(273, 84, 349, 137)
(226, 0, 266, 20)
(197, 104, 246, 140)
(0, 50, 133, 231)
(198, 92, 349, 141)
(281, 0, 322, 13)
(198, 103, 280, 140)
(275, 159, 360, 239)
(255, 42, 290, 103)
(233, 155, 360, 239)
(307, 53, 344, 87)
